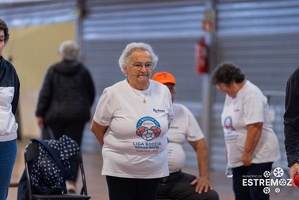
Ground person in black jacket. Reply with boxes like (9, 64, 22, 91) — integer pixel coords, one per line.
(284, 67, 299, 187)
(35, 40, 95, 193)
(0, 18, 20, 200)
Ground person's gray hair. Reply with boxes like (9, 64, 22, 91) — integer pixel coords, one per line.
(118, 42, 158, 73)
(211, 62, 245, 85)
(59, 40, 80, 61)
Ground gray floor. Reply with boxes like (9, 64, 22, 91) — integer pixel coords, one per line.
(8, 140, 299, 200)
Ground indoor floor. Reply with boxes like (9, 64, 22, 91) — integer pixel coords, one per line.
(8, 140, 299, 200)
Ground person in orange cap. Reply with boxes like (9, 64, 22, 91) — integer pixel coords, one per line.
(152, 72, 219, 200)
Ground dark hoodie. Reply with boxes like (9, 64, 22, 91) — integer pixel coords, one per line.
(35, 60, 95, 125)
(284, 67, 299, 167)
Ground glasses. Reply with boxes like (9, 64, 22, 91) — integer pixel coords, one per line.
(131, 62, 153, 71)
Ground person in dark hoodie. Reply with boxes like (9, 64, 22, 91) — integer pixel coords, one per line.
(35, 40, 95, 193)
(0, 18, 20, 200)
(284, 68, 299, 187)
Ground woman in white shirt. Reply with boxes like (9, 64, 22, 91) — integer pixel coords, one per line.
(91, 42, 173, 200)
(211, 62, 280, 200)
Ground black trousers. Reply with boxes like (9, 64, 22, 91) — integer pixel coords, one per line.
(157, 171, 219, 200)
(232, 162, 273, 200)
(106, 176, 161, 200)
(42, 121, 86, 182)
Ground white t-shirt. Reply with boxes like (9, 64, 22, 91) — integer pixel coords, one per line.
(167, 103, 204, 173)
(221, 80, 281, 168)
(93, 79, 173, 178)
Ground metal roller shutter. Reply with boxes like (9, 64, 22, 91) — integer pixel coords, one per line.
(0, 0, 77, 27)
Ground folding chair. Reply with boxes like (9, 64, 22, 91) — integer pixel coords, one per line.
(24, 141, 91, 200)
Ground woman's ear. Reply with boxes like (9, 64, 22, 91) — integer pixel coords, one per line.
(123, 65, 129, 76)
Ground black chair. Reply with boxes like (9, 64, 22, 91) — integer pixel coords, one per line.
(24, 142, 91, 200)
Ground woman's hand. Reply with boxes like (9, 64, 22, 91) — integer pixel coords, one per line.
(191, 176, 213, 194)
(242, 152, 252, 166)
(36, 116, 44, 129)
(290, 163, 299, 187)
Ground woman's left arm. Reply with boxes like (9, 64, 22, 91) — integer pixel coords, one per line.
(91, 120, 107, 147)
(242, 122, 263, 166)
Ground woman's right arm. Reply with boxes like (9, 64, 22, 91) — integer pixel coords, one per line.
(91, 120, 108, 146)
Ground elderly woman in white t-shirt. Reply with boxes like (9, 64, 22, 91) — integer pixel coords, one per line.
(91, 42, 173, 200)
(211, 62, 280, 200)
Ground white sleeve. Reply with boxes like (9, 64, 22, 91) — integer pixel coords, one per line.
(243, 92, 264, 125)
(93, 88, 112, 126)
(184, 106, 204, 141)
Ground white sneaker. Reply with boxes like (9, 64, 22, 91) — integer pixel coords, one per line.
(66, 181, 76, 194)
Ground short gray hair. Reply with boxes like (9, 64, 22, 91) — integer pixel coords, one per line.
(118, 42, 158, 73)
(59, 40, 79, 61)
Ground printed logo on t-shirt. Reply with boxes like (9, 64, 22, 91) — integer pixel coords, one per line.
(169, 125, 179, 129)
(223, 116, 238, 144)
(153, 108, 165, 113)
(223, 116, 235, 134)
(136, 116, 161, 141)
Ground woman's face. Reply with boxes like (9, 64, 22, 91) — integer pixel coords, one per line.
(124, 50, 153, 88)
(0, 30, 5, 56)
(164, 83, 176, 102)
(217, 81, 238, 98)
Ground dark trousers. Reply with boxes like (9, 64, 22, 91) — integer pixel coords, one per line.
(232, 162, 273, 200)
(0, 139, 17, 200)
(42, 122, 86, 182)
(106, 176, 161, 200)
(157, 171, 219, 200)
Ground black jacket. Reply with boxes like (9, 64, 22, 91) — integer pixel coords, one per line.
(35, 60, 95, 125)
(0, 56, 20, 140)
(284, 67, 299, 167)
(0, 56, 20, 115)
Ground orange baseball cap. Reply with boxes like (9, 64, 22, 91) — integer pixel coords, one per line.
(152, 72, 176, 85)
